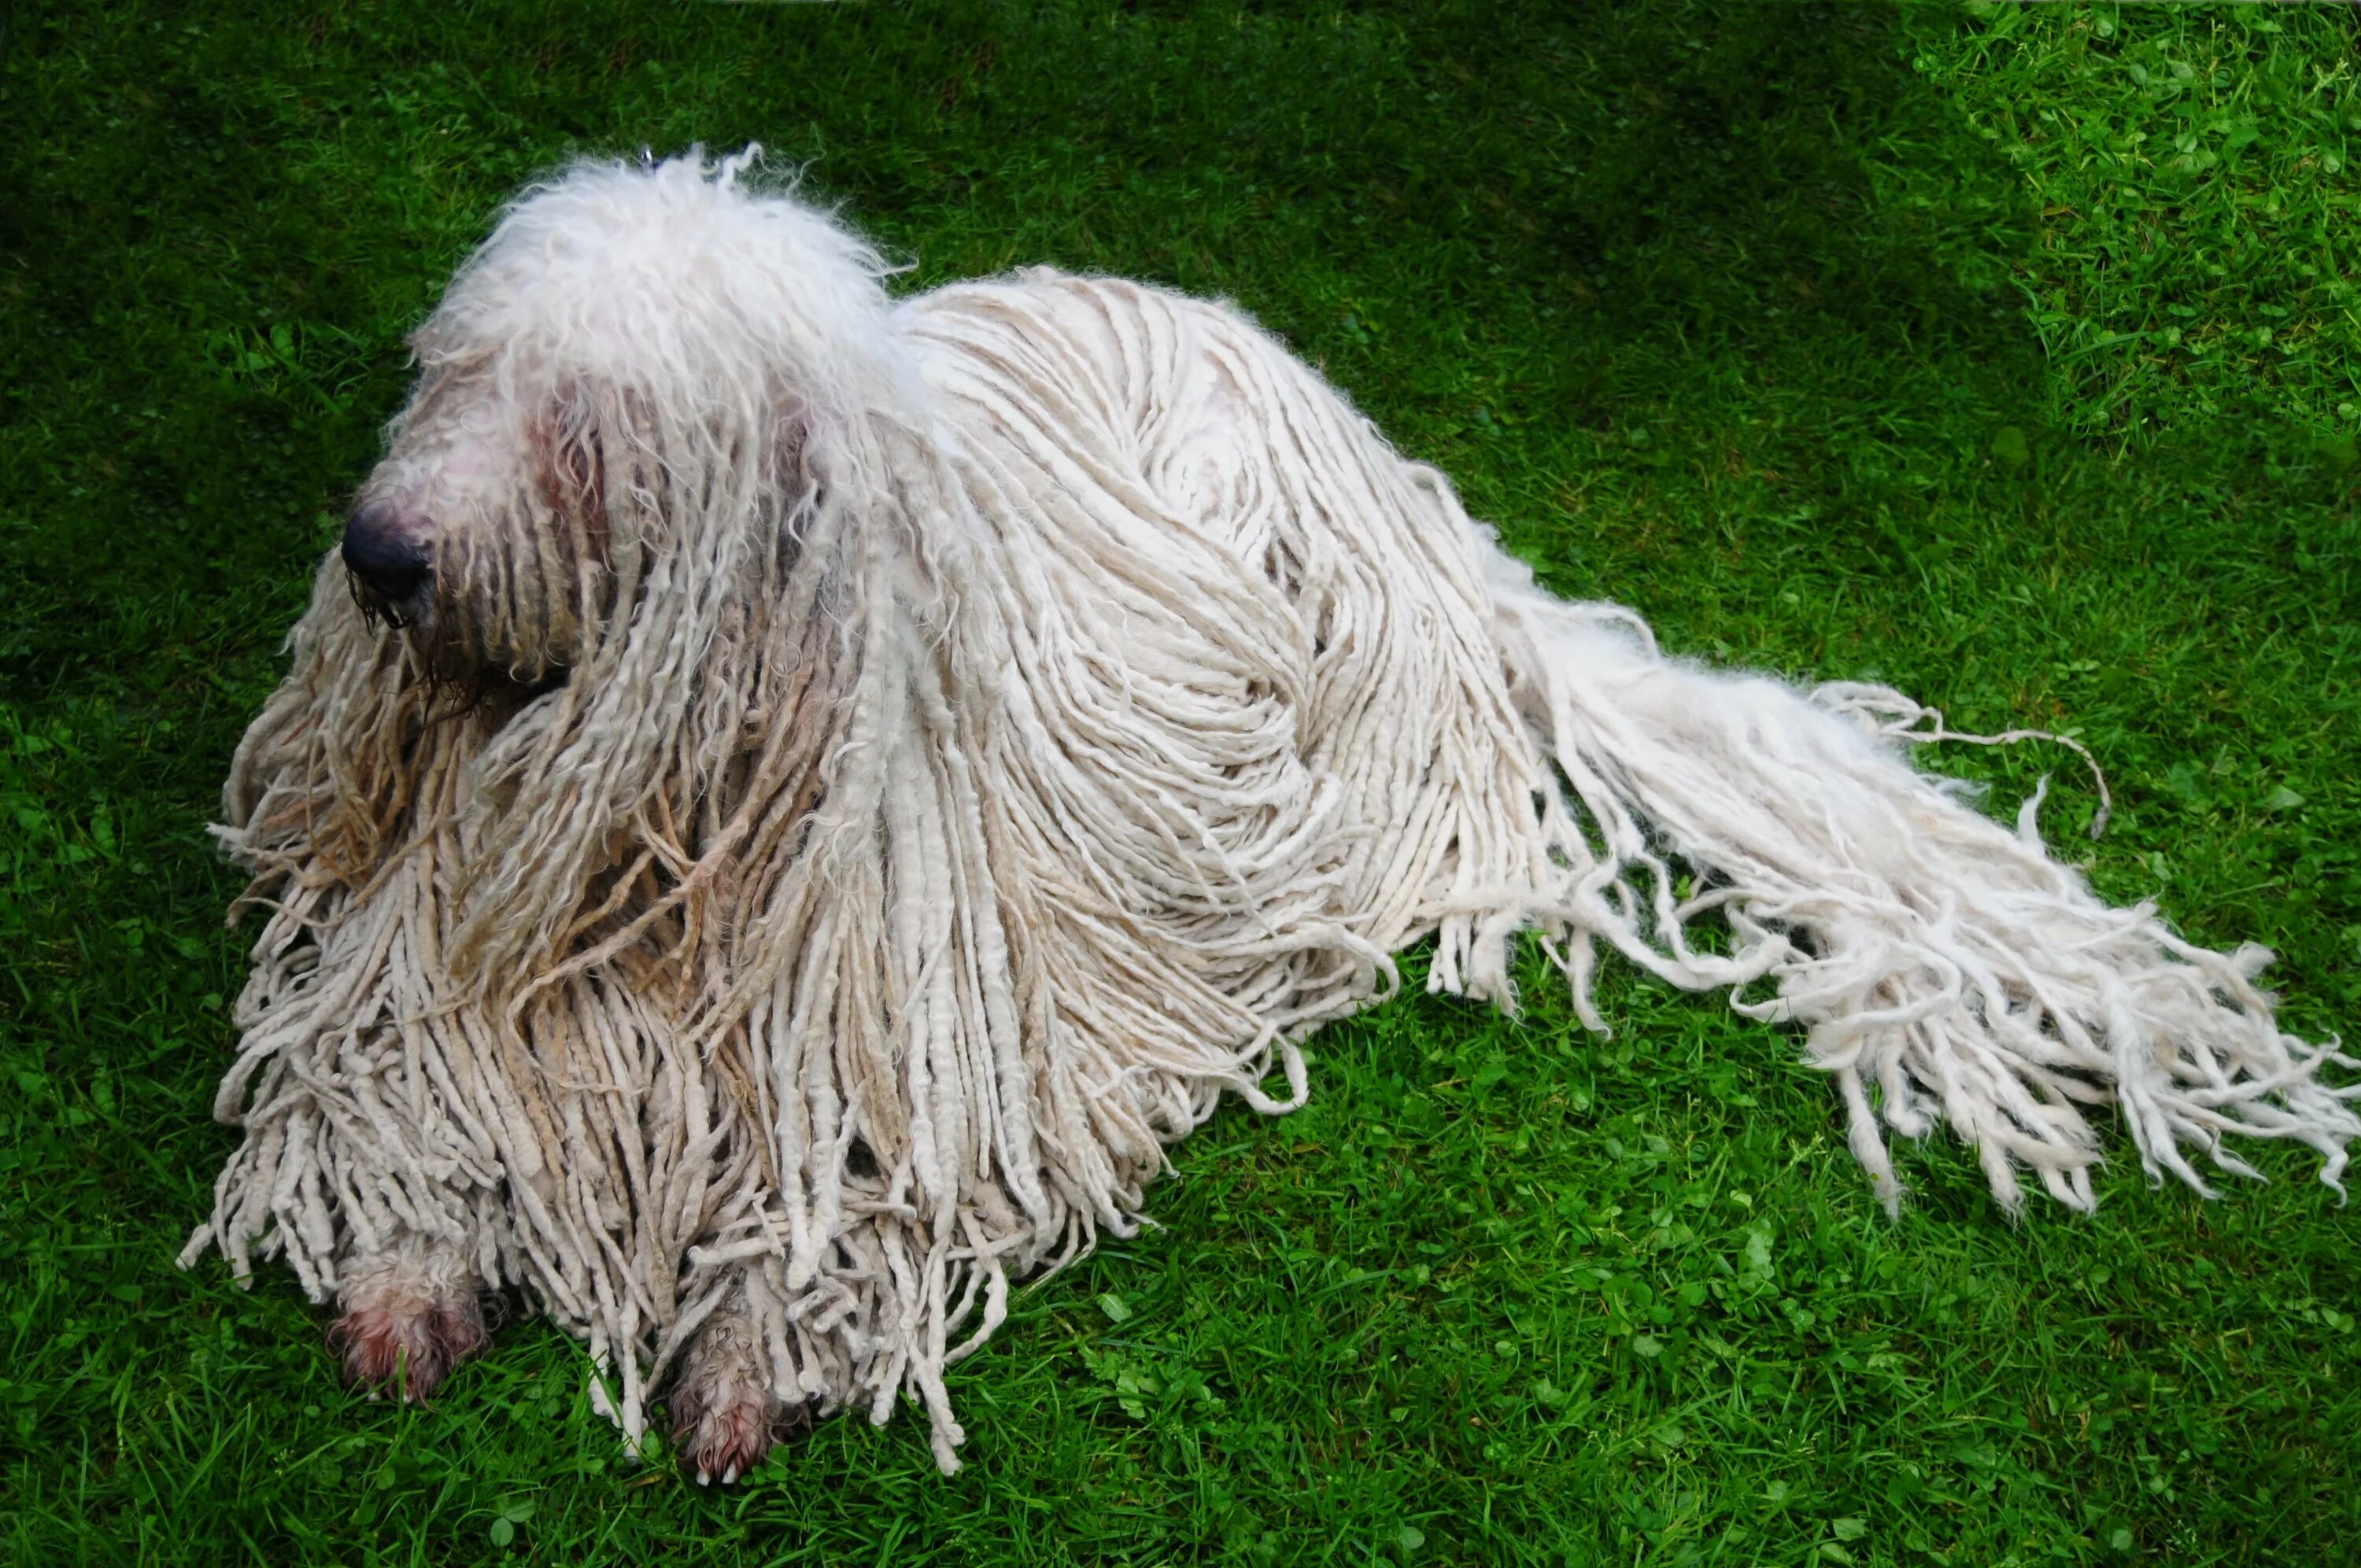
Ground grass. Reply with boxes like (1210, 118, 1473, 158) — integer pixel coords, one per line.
(4, 0, 2359, 1562)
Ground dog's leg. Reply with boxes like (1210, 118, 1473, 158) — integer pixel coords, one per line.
(668, 1306, 815, 1484)
(328, 1236, 490, 1402)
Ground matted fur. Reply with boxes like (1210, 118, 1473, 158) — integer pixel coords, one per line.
(182, 150, 2359, 1474)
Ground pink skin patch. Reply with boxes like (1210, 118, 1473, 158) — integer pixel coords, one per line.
(670, 1372, 815, 1485)
(327, 1288, 489, 1403)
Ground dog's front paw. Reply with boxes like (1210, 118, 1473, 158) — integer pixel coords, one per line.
(329, 1241, 489, 1402)
(669, 1318, 816, 1484)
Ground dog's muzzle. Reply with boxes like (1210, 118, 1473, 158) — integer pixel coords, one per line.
(342, 502, 430, 619)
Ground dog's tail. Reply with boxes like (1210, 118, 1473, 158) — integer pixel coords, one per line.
(1474, 540, 2359, 1214)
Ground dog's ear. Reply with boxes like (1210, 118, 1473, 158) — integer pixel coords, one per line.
(531, 384, 606, 532)
(770, 392, 818, 502)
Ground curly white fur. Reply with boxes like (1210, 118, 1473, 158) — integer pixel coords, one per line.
(180, 149, 2359, 1475)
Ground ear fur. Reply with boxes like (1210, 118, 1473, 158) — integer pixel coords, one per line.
(534, 389, 607, 531)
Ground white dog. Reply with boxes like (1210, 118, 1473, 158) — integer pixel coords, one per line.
(184, 149, 2356, 1481)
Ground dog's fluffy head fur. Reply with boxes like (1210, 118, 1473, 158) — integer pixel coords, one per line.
(353, 149, 897, 682)
(231, 153, 932, 994)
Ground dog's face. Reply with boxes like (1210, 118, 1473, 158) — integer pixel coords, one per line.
(336, 156, 885, 696)
(342, 358, 615, 692)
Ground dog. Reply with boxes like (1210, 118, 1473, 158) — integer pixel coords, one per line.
(184, 149, 2356, 1481)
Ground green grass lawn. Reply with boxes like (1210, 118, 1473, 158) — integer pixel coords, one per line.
(6, 2, 2359, 1562)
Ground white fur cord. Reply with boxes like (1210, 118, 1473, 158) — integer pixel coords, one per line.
(180, 153, 2359, 1474)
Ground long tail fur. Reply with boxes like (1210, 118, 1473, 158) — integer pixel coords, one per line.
(1480, 547, 2361, 1213)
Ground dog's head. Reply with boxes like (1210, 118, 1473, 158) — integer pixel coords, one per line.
(247, 151, 917, 990)
(342, 149, 896, 692)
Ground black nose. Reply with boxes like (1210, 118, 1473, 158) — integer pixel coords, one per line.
(342, 504, 430, 602)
